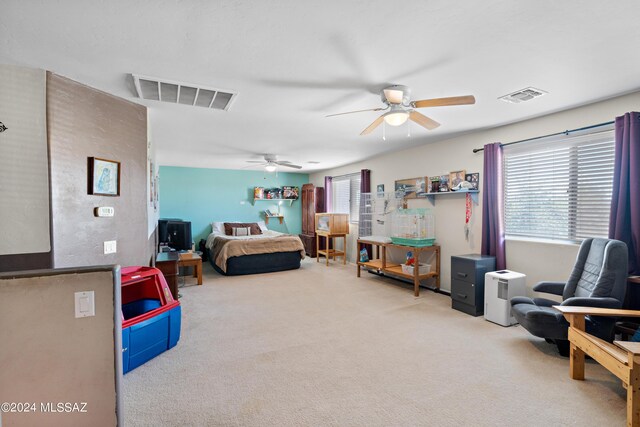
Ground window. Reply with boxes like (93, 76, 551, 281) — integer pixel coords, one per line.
(503, 126, 615, 242)
(332, 173, 361, 223)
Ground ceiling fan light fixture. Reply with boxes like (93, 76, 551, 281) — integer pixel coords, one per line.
(264, 163, 277, 172)
(383, 108, 409, 127)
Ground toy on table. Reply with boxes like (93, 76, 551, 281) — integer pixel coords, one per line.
(359, 248, 369, 263)
(405, 251, 415, 266)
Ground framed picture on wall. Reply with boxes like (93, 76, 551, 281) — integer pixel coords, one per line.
(449, 169, 466, 189)
(88, 157, 120, 196)
(465, 172, 480, 190)
(395, 177, 428, 199)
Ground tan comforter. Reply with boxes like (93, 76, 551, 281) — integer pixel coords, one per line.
(207, 231, 305, 272)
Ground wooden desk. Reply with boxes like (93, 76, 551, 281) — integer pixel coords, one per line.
(356, 238, 441, 297)
(316, 231, 347, 265)
(178, 252, 202, 286)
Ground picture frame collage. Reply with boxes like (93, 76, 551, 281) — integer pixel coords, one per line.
(395, 171, 480, 198)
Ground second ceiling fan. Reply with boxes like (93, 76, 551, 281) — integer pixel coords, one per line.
(327, 85, 475, 135)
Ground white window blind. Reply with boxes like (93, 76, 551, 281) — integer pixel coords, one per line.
(332, 173, 361, 223)
(503, 127, 614, 241)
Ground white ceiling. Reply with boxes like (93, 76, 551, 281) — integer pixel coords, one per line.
(3, 0, 640, 173)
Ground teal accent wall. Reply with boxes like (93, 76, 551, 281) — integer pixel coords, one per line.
(159, 166, 309, 245)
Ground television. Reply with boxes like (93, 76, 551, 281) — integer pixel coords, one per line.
(159, 219, 192, 252)
(158, 218, 182, 245)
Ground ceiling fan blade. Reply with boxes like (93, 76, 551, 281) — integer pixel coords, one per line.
(326, 107, 386, 118)
(276, 162, 302, 169)
(409, 111, 440, 130)
(246, 160, 266, 164)
(383, 88, 404, 104)
(411, 95, 476, 109)
(242, 163, 264, 169)
(360, 115, 385, 136)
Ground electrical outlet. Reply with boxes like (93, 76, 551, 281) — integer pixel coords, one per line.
(104, 240, 117, 254)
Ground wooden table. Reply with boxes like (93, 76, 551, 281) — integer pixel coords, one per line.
(356, 238, 441, 297)
(555, 306, 640, 426)
(316, 231, 347, 265)
(178, 252, 203, 286)
(155, 252, 203, 300)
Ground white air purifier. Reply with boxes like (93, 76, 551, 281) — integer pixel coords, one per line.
(484, 270, 526, 326)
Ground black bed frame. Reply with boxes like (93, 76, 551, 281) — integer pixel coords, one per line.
(209, 250, 302, 276)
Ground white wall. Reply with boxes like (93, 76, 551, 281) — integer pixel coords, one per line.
(310, 90, 640, 294)
(0, 65, 50, 256)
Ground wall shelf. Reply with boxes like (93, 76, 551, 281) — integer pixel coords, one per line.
(252, 198, 296, 206)
(264, 215, 284, 225)
(425, 190, 479, 206)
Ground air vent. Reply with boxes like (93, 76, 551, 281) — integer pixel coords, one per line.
(499, 87, 547, 104)
(132, 74, 237, 111)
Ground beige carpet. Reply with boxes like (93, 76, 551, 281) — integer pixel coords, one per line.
(123, 258, 626, 426)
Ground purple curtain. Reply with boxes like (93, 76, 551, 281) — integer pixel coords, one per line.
(609, 111, 640, 274)
(359, 169, 372, 257)
(481, 142, 506, 270)
(324, 176, 333, 212)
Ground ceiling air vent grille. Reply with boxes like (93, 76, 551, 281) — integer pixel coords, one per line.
(499, 87, 547, 104)
(132, 74, 237, 111)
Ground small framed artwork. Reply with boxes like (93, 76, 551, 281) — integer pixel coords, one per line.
(153, 174, 158, 211)
(429, 176, 440, 193)
(283, 186, 299, 199)
(149, 161, 154, 203)
(395, 177, 428, 199)
(449, 170, 466, 189)
(88, 157, 120, 196)
(439, 175, 450, 192)
(377, 184, 384, 198)
(465, 172, 480, 190)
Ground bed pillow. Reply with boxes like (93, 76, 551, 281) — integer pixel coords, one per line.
(211, 221, 225, 234)
(223, 222, 262, 236)
(257, 220, 268, 233)
(231, 226, 251, 236)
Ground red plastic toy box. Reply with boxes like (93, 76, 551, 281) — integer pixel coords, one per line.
(121, 266, 181, 374)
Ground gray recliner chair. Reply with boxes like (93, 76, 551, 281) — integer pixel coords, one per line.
(511, 238, 628, 355)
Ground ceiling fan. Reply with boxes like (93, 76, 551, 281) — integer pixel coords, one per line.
(246, 154, 302, 172)
(326, 85, 475, 135)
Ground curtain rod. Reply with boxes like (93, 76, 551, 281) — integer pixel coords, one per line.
(472, 120, 615, 153)
(331, 171, 360, 179)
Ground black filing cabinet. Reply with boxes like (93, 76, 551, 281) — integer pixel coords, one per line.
(451, 254, 496, 316)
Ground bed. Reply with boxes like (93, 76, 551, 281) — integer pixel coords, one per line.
(205, 224, 305, 276)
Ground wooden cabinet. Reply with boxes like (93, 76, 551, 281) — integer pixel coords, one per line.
(299, 184, 324, 257)
(450, 254, 495, 316)
(315, 213, 349, 234)
(155, 252, 179, 300)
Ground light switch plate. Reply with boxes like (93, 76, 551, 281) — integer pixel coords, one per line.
(104, 240, 117, 254)
(75, 291, 95, 318)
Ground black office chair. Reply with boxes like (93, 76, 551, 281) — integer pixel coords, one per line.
(511, 238, 628, 355)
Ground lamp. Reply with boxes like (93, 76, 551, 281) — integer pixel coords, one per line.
(264, 163, 277, 172)
(383, 105, 409, 126)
